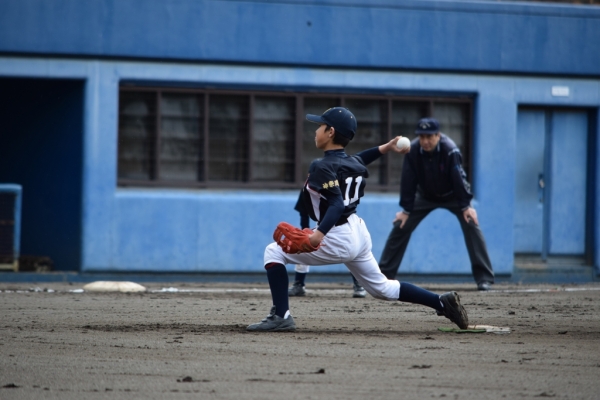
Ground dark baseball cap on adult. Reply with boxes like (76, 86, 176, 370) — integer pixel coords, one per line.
(415, 118, 440, 134)
(306, 107, 356, 140)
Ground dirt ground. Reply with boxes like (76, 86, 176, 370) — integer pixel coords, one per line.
(1, 280, 600, 400)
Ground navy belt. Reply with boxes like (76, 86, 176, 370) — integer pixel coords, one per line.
(335, 216, 349, 226)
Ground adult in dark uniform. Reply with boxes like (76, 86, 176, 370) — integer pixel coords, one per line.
(378, 118, 495, 290)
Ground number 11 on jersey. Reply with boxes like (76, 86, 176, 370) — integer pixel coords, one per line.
(343, 176, 363, 206)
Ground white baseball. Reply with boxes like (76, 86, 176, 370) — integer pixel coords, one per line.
(396, 136, 411, 150)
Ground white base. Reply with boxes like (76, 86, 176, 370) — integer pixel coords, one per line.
(83, 281, 146, 293)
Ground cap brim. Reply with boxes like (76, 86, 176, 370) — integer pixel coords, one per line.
(306, 114, 326, 124)
(414, 130, 438, 135)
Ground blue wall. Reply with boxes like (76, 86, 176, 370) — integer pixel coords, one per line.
(0, 0, 599, 276)
(3, 57, 598, 275)
(0, 0, 599, 76)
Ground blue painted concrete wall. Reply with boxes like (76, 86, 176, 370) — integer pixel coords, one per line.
(2, 58, 598, 275)
(0, 0, 598, 275)
(0, 0, 599, 76)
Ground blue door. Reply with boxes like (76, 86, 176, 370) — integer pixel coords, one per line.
(515, 109, 588, 259)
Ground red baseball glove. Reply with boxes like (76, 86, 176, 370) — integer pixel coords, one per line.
(273, 222, 320, 254)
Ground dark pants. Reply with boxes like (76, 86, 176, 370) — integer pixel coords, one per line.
(378, 196, 494, 284)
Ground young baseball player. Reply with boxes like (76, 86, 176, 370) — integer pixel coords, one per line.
(289, 191, 367, 298)
(247, 107, 469, 332)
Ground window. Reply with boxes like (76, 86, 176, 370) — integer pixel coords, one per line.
(159, 92, 204, 181)
(252, 96, 296, 182)
(208, 95, 249, 181)
(118, 87, 473, 192)
(390, 101, 429, 187)
(344, 98, 388, 184)
(118, 91, 157, 180)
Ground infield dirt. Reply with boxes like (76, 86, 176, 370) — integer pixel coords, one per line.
(1, 281, 599, 399)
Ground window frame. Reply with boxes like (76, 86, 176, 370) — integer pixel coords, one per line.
(117, 86, 473, 193)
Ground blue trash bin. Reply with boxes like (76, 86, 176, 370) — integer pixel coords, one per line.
(0, 184, 22, 272)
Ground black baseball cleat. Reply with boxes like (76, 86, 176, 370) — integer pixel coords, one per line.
(246, 306, 296, 332)
(288, 282, 306, 297)
(438, 291, 469, 329)
(352, 282, 367, 298)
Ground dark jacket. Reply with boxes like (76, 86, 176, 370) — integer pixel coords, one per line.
(400, 134, 473, 213)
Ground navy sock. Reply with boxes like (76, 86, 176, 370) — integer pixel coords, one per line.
(351, 274, 359, 286)
(266, 263, 289, 318)
(398, 282, 442, 311)
(294, 272, 307, 286)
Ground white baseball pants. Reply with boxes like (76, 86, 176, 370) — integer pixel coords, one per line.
(264, 214, 400, 301)
(294, 264, 310, 273)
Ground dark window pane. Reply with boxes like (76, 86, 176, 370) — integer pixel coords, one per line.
(344, 99, 387, 184)
(302, 98, 341, 177)
(390, 101, 428, 186)
(117, 88, 472, 191)
(433, 102, 470, 179)
(252, 96, 295, 182)
(159, 93, 204, 181)
(118, 91, 156, 180)
(208, 95, 249, 181)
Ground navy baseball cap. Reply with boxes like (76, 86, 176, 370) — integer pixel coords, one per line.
(415, 118, 440, 134)
(306, 107, 356, 140)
